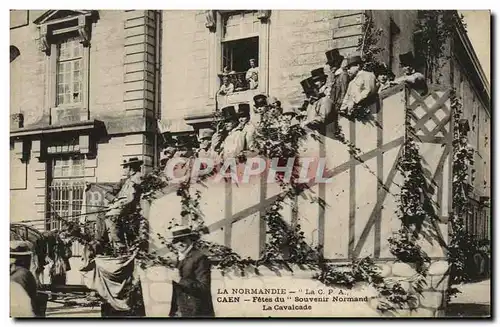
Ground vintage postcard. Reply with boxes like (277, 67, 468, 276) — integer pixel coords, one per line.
(9, 9, 491, 318)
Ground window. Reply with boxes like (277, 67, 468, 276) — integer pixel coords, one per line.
(218, 11, 261, 94)
(34, 10, 95, 125)
(48, 156, 85, 231)
(206, 10, 269, 103)
(56, 38, 83, 106)
(221, 37, 259, 92)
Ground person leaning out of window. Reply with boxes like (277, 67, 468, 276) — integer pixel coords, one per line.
(217, 76, 234, 96)
(245, 58, 259, 90)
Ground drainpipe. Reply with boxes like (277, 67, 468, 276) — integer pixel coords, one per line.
(153, 10, 162, 168)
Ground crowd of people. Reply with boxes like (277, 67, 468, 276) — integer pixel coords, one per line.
(165, 49, 427, 166)
(217, 58, 260, 96)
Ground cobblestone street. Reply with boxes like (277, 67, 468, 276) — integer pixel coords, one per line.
(45, 301, 100, 318)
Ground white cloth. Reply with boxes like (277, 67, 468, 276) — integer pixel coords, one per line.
(177, 244, 194, 262)
(10, 281, 35, 317)
(222, 129, 246, 158)
(218, 83, 234, 95)
(245, 67, 259, 80)
(84, 253, 139, 312)
(340, 70, 377, 112)
(222, 122, 256, 158)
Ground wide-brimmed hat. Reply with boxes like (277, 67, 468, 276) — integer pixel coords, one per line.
(253, 94, 268, 108)
(237, 103, 251, 118)
(121, 157, 144, 167)
(167, 225, 199, 242)
(325, 49, 344, 67)
(221, 105, 238, 121)
(282, 106, 298, 116)
(310, 67, 327, 82)
(198, 128, 215, 140)
(345, 55, 363, 68)
(10, 241, 32, 257)
(399, 51, 415, 67)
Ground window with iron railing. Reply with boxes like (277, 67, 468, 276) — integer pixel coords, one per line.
(218, 11, 260, 98)
(48, 156, 85, 231)
(220, 37, 259, 93)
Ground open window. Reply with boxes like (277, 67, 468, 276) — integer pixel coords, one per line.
(217, 11, 261, 97)
(200, 9, 270, 114)
(221, 37, 259, 92)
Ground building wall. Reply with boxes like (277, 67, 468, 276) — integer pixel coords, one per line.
(370, 10, 419, 76)
(89, 10, 126, 118)
(10, 10, 157, 136)
(10, 157, 40, 223)
(10, 12, 48, 127)
(161, 10, 366, 131)
(268, 10, 363, 107)
(10, 10, 490, 236)
(10, 10, 158, 230)
(451, 57, 491, 199)
(161, 10, 212, 132)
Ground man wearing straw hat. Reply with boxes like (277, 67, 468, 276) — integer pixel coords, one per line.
(340, 54, 378, 115)
(196, 128, 216, 159)
(10, 241, 40, 317)
(168, 226, 215, 317)
(105, 157, 144, 250)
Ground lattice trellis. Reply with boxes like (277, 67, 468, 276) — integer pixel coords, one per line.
(407, 88, 452, 140)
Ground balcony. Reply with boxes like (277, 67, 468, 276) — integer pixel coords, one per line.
(216, 72, 260, 107)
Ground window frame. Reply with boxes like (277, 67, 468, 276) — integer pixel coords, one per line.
(47, 155, 86, 231)
(220, 36, 260, 93)
(37, 12, 92, 125)
(56, 37, 85, 107)
(207, 10, 270, 99)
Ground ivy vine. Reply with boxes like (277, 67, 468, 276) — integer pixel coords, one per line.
(414, 11, 465, 83)
(447, 89, 487, 292)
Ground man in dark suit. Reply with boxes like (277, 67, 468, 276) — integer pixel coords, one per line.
(168, 226, 215, 318)
(10, 241, 43, 317)
(393, 51, 428, 96)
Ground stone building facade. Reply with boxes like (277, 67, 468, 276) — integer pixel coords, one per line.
(10, 10, 161, 230)
(10, 10, 490, 242)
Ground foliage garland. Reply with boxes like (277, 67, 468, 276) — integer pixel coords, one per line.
(388, 116, 432, 272)
(446, 89, 489, 296)
(414, 11, 465, 83)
